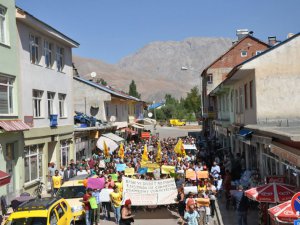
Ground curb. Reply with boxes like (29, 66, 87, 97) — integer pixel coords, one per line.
(215, 200, 224, 225)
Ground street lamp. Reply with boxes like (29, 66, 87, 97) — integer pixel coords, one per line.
(180, 66, 204, 119)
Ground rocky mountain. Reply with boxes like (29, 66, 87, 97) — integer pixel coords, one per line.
(73, 37, 232, 101)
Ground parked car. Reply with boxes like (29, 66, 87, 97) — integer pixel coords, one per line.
(169, 119, 186, 126)
(5, 197, 74, 225)
(56, 175, 88, 221)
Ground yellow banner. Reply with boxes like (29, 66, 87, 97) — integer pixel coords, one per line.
(161, 165, 175, 174)
(196, 171, 209, 179)
(196, 198, 210, 207)
(125, 168, 135, 176)
(186, 170, 196, 180)
(140, 162, 160, 169)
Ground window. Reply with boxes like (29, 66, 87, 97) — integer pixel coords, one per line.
(250, 80, 254, 108)
(256, 50, 263, 55)
(230, 91, 234, 112)
(47, 92, 55, 117)
(29, 34, 39, 64)
(207, 74, 213, 84)
(60, 141, 69, 167)
(44, 40, 53, 68)
(235, 90, 238, 113)
(24, 144, 43, 183)
(56, 46, 64, 72)
(241, 50, 247, 57)
(33, 90, 43, 118)
(244, 83, 248, 109)
(49, 209, 58, 225)
(55, 204, 65, 219)
(239, 87, 244, 113)
(58, 93, 66, 117)
(0, 6, 7, 44)
(0, 76, 14, 114)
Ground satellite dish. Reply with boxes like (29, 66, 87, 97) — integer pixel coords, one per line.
(91, 72, 97, 78)
(110, 116, 116, 122)
(148, 112, 153, 118)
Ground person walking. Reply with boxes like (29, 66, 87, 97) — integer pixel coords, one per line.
(51, 170, 62, 197)
(184, 204, 200, 225)
(92, 189, 101, 225)
(110, 186, 122, 224)
(119, 199, 135, 225)
(233, 185, 249, 225)
(83, 188, 93, 225)
(177, 187, 185, 225)
(63, 165, 74, 182)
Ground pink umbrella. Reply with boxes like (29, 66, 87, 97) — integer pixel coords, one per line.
(268, 200, 298, 224)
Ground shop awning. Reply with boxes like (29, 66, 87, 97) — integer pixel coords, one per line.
(0, 170, 11, 186)
(238, 128, 253, 137)
(131, 123, 144, 129)
(0, 120, 30, 132)
(271, 142, 300, 167)
(102, 132, 124, 143)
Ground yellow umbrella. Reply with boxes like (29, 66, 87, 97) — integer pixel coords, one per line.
(156, 141, 162, 163)
(142, 144, 149, 162)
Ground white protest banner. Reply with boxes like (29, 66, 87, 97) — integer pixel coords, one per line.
(184, 186, 198, 195)
(122, 177, 177, 206)
(99, 188, 113, 202)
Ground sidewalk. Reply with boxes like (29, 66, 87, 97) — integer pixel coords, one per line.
(217, 196, 259, 225)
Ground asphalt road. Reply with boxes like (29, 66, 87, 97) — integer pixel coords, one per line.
(156, 124, 202, 139)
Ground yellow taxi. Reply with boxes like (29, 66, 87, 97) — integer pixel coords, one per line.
(56, 175, 87, 221)
(5, 197, 74, 225)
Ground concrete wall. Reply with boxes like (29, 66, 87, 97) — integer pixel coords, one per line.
(241, 35, 300, 122)
(73, 78, 111, 121)
(17, 21, 74, 127)
(106, 98, 129, 122)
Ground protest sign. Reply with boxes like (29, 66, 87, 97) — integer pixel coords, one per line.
(186, 170, 197, 180)
(109, 174, 118, 181)
(98, 160, 105, 168)
(184, 186, 198, 195)
(89, 197, 98, 209)
(99, 188, 113, 202)
(122, 177, 177, 206)
(125, 168, 135, 176)
(153, 168, 160, 179)
(196, 171, 209, 179)
(116, 163, 127, 172)
(196, 198, 210, 207)
(138, 167, 148, 174)
(140, 162, 160, 169)
(161, 165, 175, 174)
(87, 177, 105, 189)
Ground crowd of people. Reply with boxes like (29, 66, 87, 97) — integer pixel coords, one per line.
(47, 135, 250, 225)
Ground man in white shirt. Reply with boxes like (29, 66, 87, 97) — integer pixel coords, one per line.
(210, 162, 220, 179)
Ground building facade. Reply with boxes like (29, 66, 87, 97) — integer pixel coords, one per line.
(16, 7, 79, 194)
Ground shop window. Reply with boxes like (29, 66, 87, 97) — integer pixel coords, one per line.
(24, 144, 43, 183)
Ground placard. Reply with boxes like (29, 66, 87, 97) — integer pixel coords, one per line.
(140, 162, 160, 169)
(186, 170, 196, 180)
(196, 198, 210, 207)
(116, 164, 127, 172)
(99, 160, 105, 168)
(125, 168, 135, 176)
(184, 186, 198, 195)
(161, 165, 175, 174)
(99, 188, 113, 202)
(138, 168, 148, 174)
(153, 168, 160, 179)
(89, 196, 98, 209)
(109, 174, 118, 181)
(87, 178, 105, 189)
(196, 171, 209, 179)
(122, 177, 177, 206)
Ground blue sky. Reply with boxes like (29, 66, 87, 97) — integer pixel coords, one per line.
(16, 0, 300, 64)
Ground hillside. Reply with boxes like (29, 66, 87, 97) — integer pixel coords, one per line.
(73, 37, 232, 101)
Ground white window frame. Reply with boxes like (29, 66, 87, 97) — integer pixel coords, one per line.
(256, 50, 263, 55)
(58, 93, 66, 118)
(29, 34, 39, 64)
(56, 46, 64, 72)
(207, 74, 213, 84)
(47, 91, 55, 117)
(33, 90, 43, 118)
(241, 50, 247, 57)
(61, 141, 70, 167)
(0, 75, 14, 115)
(0, 5, 7, 44)
(24, 145, 43, 184)
(239, 87, 244, 113)
(44, 40, 53, 68)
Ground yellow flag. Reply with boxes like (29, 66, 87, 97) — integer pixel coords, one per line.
(156, 141, 162, 163)
(118, 143, 124, 159)
(174, 139, 183, 154)
(142, 144, 148, 162)
(181, 141, 186, 157)
(103, 140, 110, 158)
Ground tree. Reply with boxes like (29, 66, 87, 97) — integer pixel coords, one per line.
(129, 80, 141, 98)
(184, 86, 201, 115)
(96, 78, 107, 86)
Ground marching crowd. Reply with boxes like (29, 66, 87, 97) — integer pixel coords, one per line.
(48, 135, 249, 225)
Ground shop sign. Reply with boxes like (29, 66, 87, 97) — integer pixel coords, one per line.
(271, 144, 300, 167)
(266, 176, 286, 184)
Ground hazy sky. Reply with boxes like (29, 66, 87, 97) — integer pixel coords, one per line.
(16, 0, 300, 64)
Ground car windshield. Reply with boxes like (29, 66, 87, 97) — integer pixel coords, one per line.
(56, 185, 86, 198)
(9, 217, 47, 225)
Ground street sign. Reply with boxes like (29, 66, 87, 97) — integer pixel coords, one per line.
(291, 192, 300, 215)
(294, 219, 300, 225)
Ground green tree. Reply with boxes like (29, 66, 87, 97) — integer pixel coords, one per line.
(184, 86, 201, 115)
(96, 78, 107, 86)
(129, 80, 141, 98)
